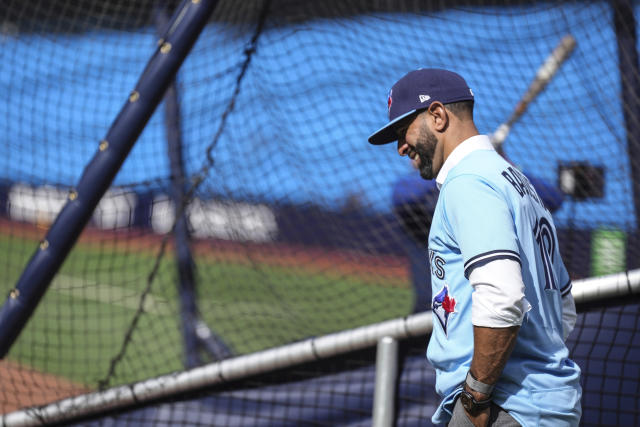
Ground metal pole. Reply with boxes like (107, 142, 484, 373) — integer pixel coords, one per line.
(155, 3, 201, 370)
(0, 0, 220, 358)
(372, 336, 399, 427)
(155, 4, 234, 367)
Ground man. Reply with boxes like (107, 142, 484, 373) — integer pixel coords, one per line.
(368, 69, 581, 426)
(391, 154, 563, 315)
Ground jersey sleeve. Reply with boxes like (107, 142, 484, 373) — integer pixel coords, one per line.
(441, 174, 521, 278)
(555, 254, 576, 339)
(556, 257, 572, 297)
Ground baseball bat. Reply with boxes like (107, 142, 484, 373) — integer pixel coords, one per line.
(491, 34, 577, 149)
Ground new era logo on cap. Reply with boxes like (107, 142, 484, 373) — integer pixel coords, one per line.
(368, 68, 474, 145)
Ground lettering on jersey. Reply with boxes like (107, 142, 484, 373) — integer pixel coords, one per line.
(501, 166, 548, 211)
(432, 285, 456, 336)
(429, 249, 446, 280)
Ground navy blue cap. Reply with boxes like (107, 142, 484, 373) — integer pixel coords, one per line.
(368, 68, 474, 145)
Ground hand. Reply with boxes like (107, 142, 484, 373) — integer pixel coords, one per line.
(464, 406, 490, 427)
(463, 387, 491, 427)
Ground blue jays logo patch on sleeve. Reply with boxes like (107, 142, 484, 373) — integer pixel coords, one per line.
(432, 285, 456, 336)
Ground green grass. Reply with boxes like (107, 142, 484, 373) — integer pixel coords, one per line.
(197, 261, 412, 350)
(0, 233, 412, 386)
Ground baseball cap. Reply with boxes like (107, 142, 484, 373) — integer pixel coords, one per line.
(368, 68, 474, 145)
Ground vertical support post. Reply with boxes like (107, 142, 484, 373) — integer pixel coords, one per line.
(155, 4, 201, 369)
(372, 336, 398, 427)
(0, 0, 220, 358)
(156, 3, 233, 366)
(614, 0, 640, 246)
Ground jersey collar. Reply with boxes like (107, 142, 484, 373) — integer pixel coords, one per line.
(435, 134, 495, 189)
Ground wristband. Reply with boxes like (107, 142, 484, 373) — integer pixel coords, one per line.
(465, 371, 494, 396)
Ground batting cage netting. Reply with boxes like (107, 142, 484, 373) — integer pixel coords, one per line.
(0, 0, 639, 425)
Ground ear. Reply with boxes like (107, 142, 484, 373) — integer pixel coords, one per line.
(427, 101, 449, 133)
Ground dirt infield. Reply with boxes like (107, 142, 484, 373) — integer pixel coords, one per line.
(0, 359, 88, 414)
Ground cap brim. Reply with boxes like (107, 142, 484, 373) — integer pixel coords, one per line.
(367, 109, 421, 145)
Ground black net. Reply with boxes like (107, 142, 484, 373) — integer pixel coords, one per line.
(0, 0, 639, 425)
(61, 302, 639, 427)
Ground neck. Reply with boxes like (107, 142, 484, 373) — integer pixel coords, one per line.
(442, 122, 479, 162)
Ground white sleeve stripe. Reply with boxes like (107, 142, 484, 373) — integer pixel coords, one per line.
(464, 250, 521, 278)
(561, 282, 573, 297)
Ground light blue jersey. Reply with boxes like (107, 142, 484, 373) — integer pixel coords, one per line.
(427, 137, 581, 426)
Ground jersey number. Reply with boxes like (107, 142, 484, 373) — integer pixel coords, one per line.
(533, 217, 558, 290)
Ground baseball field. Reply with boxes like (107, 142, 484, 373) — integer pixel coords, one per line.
(0, 222, 413, 392)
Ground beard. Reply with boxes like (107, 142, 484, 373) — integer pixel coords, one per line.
(414, 125, 438, 180)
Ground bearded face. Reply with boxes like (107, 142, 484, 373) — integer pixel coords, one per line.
(414, 122, 438, 180)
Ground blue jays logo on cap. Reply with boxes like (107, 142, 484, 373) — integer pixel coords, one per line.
(432, 285, 457, 336)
